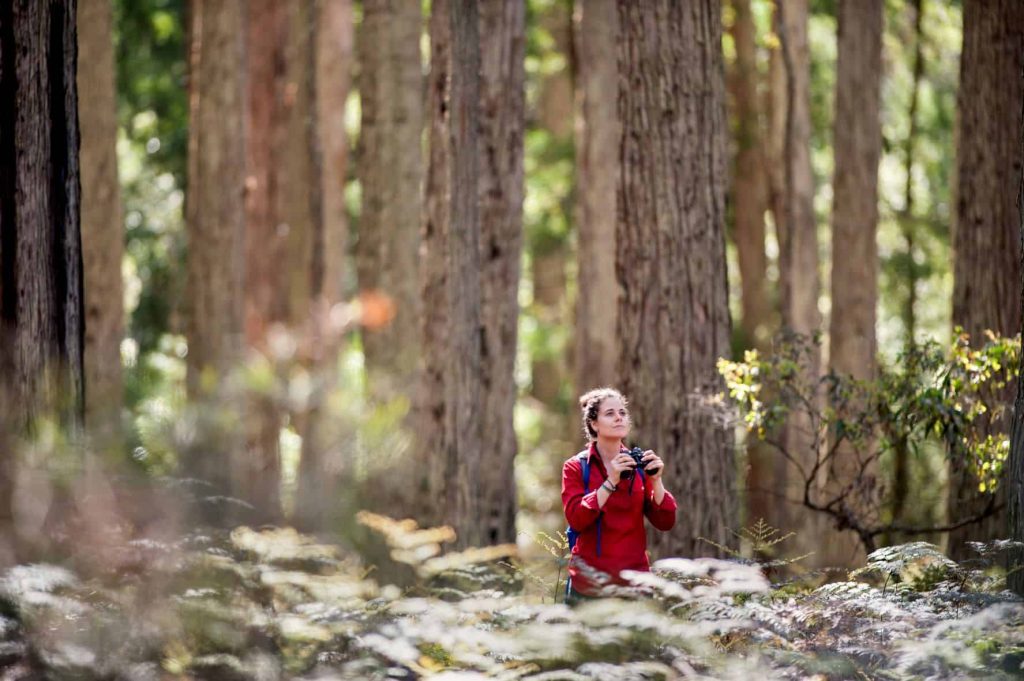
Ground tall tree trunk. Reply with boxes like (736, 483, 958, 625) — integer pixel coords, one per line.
(772, 0, 824, 561)
(282, 0, 321, 328)
(356, 0, 424, 403)
(477, 0, 525, 546)
(0, 0, 84, 562)
(445, 0, 485, 547)
(0, 0, 84, 425)
(529, 0, 571, 408)
(729, 0, 771, 352)
(1008, 65, 1024, 597)
(948, 0, 1024, 559)
(727, 0, 774, 532)
(417, 0, 452, 530)
(244, 0, 289, 347)
(242, 0, 289, 524)
(184, 0, 246, 509)
(317, 0, 353, 309)
(242, 0, 325, 526)
(573, 0, 620, 395)
(615, 0, 736, 559)
(766, 14, 787, 264)
(891, 0, 926, 537)
(826, 0, 883, 568)
(295, 0, 354, 532)
(78, 0, 124, 443)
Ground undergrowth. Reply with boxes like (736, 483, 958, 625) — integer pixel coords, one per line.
(0, 509, 1021, 680)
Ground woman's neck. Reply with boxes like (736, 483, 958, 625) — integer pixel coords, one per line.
(595, 438, 623, 465)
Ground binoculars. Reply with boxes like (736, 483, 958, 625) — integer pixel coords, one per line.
(623, 446, 661, 479)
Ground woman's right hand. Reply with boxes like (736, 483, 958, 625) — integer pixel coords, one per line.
(606, 452, 636, 486)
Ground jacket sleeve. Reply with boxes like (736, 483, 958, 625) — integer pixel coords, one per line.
(562, 457, 602, 531)
(644, 487, 678, 531)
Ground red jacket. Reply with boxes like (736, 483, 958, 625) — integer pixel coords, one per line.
(561, 443, 678, 594)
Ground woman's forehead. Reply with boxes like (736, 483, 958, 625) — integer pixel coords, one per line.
(600, 397, 626, 411)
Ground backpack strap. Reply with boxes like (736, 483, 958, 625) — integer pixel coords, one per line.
(577, 450, 604, 558)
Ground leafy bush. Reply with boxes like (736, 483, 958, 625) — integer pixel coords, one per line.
(718, 331, 1020, 553)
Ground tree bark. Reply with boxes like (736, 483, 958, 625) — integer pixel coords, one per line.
(78, 0, 124, 442)
(184, 0, 246, 506)
(729, 0, 772, 353)
(948, 0, 1024, 559)
(825, 0, 883, 568)
(317, 0, 353, 309)
(1008, 57, 1024, 597)
(891, 0, 926, 538)
(477, 0, 524, 546)
(0, 0, 84, 425)
(529, 0, 570, 408)
(244, 0, 289, 347)
(294, 0, 354, 532)
(417, 0, 452, 530)
(0, 0, 84, 562)
(615, 0, 736, 559)
(771, 0, 825, 562)
(241, 0, 290, 524)
(726, 0, 775, 533)
(776, 0, 819, 350)
(766, 10, 786, 264)
(573, 0, 620, 395)
(356, 0, 424, 402)
(282, 0, 320, 328)
(444, 0, 484, 547)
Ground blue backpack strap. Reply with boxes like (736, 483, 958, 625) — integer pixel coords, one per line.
(580, 453, 602, 557)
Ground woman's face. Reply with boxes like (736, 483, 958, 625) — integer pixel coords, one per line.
(592, 397, 630, 440)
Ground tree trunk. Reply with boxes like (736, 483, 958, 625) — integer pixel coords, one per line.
(1008, 64, 1024, 597)
(241, 0, 327, 526)
(0, 0, 84, 562)
(355, 0, 424, 403)
(445, 0, 484, 547)
(615, 0, 736, 559)
(477, 0, 525, 546)
(241, 0, 290, 524)
(948, 0, 1024, 559)
(766, 12, 786, 264)
(729, 0, 771, 353)
(282, 0, 320, 328)
(727, 0, 774, 532)
(891, 0, 926, 538)
(417, 0, 452, 530)
(184, 0, 246, 507)
(294, 0, 354, 532)
(573, 0, 620, 395)
(317, 0, 353, 309)
(244, 0, 289, 346)
(529, 0, 570, 408)
(771, 0, 825, 562)
(78, 0, 124, 442)
(0, 0, 84, 425)
(826, 0, 883, 568)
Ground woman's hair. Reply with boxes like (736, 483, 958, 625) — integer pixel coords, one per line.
(578, 387, 628, 441)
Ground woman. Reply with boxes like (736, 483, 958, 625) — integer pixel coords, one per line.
(562, 387, 677, 601)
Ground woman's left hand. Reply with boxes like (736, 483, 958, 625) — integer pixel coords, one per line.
(642, 450, 664, 481)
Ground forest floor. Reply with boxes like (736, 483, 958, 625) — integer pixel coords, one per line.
(0, 513, 1022, 680)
